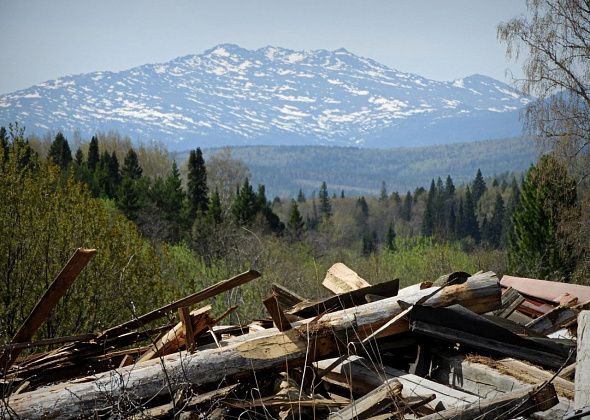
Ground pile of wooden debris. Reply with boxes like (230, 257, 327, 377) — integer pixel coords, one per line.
(1, 248, 589, 419)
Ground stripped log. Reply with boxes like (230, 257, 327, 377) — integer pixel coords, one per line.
(420, 383, 558, 420)
(0, 248, 96, 371)
(4, 273, 500, 419)
(322, 263, 371, 294)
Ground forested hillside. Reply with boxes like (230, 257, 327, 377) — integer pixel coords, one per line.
(199, 137, 539, 197)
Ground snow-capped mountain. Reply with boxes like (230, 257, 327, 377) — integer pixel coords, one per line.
(0, 44, 529, 149)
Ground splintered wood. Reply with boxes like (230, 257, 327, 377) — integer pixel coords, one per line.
(1, 258, 587, 419)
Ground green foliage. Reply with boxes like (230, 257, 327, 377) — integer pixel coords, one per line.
(87, 135, 99, 172)
(287, 199, 305, 239)
(472, 169, 487, 203)
(509, 155, 578, 280)
(122, 148, 143, 180)
(319, 181, 332, 218)
(385, 222, 396, 251)
(0, 135, 173, 340)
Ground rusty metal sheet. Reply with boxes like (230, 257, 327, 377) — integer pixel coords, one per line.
(501, 275, 590, 305)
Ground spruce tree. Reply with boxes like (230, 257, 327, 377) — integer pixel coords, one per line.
(74, 148, 84, 166)
(109, 151, 121, 187)
(0, 126, 7, 159)
(87, 135, 99, 172)
(117, 177, 141, 221)
(509, 155, 577, 279)
(122, 148, 142, 180)
(400, 191, 412, 221)
(318, 181, 331, 218)
(421, 180, 436, 237)
(472, 169, 487, 203)
(463, 187, 480, 242)
(231, 178, 257, 225)
(340, 190, 345, 199)
(287, 199, 305, 239)
(48, 132, 72, 170)
(379, 181, 388, 201)
(207, 189, 223, 224)
(445, 175, 456, 197)
(385, 221, 396, 251)
(297, 189, 306, 203)
(187, 148, 209, 216)
(488, 192, 505, 248)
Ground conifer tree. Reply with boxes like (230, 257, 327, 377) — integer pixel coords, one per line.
(448, 202, 457, 238)
(74, 148, 84, 166)
(456, 198, 465, 239)
(463, 187, 480, 242)
(287, 199, 305, 239)
(0, 126, 7, 159)
(422, 180, 436, 236)
(509, 155, 577, 279)
(400, 191, 412, 221)
(472, 169, 487, 203)
(488, 192, 505, 248)
(48, 132, 72, 170)
(362, 230, 378, 256)
(122, 148, 142, 180)
(297, 189, 306, 203)
(117, 177, 141, 221)
(109, 151, 121, 187)
(187, 148, 208, 216)
(385, 221, 396, 251)
(340, 190, 345, 199)
(207, 189, 223, 225)
(232, 178, 258, 225)
(445, 175, 456, 197)
(87, 135, 99, 172)
(318, 181, 331, 218)
(379, 181, 388, 201)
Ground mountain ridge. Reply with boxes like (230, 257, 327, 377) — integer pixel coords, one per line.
(0, 44, 530, 149)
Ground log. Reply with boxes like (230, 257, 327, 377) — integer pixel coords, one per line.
(4, 274, 500, 419)
(0, 248, 96, 371)
(575, 310, 590, 412)
(323, 263, 371, 294)
(327, 378, 402, 419)
(98, 270, 260, 340)
(420, 383, 558, 420)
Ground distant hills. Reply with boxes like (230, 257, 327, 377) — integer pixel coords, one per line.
(0, 44, 530, 149)
(200, 137, 539, 198)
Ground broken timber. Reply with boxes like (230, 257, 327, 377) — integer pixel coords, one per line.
(323, 262, 371, 294)
(6, 274, 501, 419)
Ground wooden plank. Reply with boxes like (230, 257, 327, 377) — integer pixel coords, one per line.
(98, 270, 260, 340)
(323, 263, 371, 294)
(420, 383, 558, 420)
(494, 287, 525, 318)
(6, 275, 501, 419)
(527, 305, 581, 336)
(137, 305, 212, 363)
(271, 283, 305, 307)
(177, 307, 195, 353)
(0, 248, 96, 371)
(263, 293, 292, 331)
(575, 310, 590, 411)
(328, 378, 402, 419)
(0, 333, 97, 352)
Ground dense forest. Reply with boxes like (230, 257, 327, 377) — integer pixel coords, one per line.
(1, 121, 587, 344)
(196, 138, 539, 197)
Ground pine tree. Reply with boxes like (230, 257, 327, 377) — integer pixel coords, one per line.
(472, 169, 487, 203)
(287, 199, 305, 239)
(318, 181, 331, 218)
(122, 148, 142, 180)
(297, 189, 306, 203)
(48, 132, 72, 170)
(187, 148, 209, 216)
(385, 221, 396, 251)
(509, 155, 577, 280)
(87, 135, 99, 172)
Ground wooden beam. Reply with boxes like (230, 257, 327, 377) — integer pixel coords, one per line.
(177, 307, 195, 353)
(494, 287, 525, 318)
(98, 270, 260, 340)
(575, 310, 590, 412)
(263, 293, 292, 331)
(6, 274, 501, 419)
(323, 263, 371, 294)
(327, 378, 402, 419)
(527, 305, 585, 336)
(0, 248, 96, 371)
(420, 383, 558, 420)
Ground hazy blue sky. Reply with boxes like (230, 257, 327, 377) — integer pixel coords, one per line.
(0, 1, 527, 94)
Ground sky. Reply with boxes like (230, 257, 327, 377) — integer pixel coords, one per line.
(0, 0, 527, 94)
